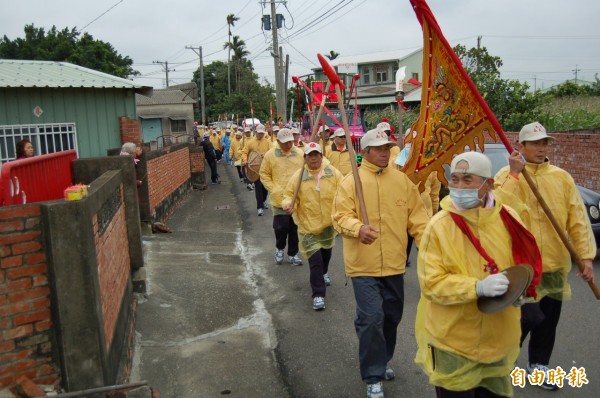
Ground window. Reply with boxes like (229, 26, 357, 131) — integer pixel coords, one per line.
(412, 72, 419, 82)
(362, 67, 370, 85)
(375, 64, 388, 83)
(0, 123, 78, 163)
(170, 119, 186, 133)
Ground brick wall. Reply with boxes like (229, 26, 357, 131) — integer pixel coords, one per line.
(147, 147, 191, 211)
(93, 187, 130, 352)
(119, 116, 142, 145)
(505, 129, 600, 192)
(0, 205, 60, 387)
(190, 150, 205, 173)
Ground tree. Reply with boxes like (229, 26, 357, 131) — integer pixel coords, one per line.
(226, 14, 240, 96)
(223, 35, 250, 92)
(453, 44, 547, 131)
(0, 24, 139, 78)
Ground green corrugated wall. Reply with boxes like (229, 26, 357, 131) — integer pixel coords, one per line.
(0, 87, 137, 158)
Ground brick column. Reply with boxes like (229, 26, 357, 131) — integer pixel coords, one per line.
(119, 116, 141, 145)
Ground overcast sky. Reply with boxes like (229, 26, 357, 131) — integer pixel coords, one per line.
(2, 0, 599, 92)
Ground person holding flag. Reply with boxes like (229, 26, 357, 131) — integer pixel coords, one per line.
(494, 121, 596, 390)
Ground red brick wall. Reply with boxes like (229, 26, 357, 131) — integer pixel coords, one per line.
(0, 205, 60, 387)
(119, 116, 141, 145)
(505, 129, 600, 192)
(93, 187, 130, 352)
(190, 150, 205, 173)
(147, 147, 191, 211)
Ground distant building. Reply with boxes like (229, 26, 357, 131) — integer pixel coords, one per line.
(0, 59, 151, 163)
(312, 48, 423, 109)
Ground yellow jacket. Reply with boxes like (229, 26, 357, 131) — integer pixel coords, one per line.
(388, 145, 400, 168)
(282, 163, 344, 234)
(421, 171, 441, 217)
(241, 137, 273, 162)
(326, 143, 352, 176)
(332, 159, 429, 277)
(415, 195, 521, 394)
(209, 134, 222, 151)
(260, 146, 305, 208)
(229, 138, 244, 164)
(495, 160, 596, 299)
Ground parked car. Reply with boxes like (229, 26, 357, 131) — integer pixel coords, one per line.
(444, 143, 600, 252)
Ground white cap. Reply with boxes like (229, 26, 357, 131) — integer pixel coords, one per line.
(450, 152, 492, 178)
(304, 142, 322, 155)
(361, 128, 396, 150)
(256, 124, 266, 133)
(291, 128, 300, 135)
(519, 122, 555, 143)
(332, 128, 346, 138)
(277, 128, 294, 143)
(272, 125, 280, 132)
(244, 127, 252, 133)
(203, 132, 210, 138)
(235, 131, 243, 136)
(377, 122, 391, 132)
(225, 128, 231, 132)
(318, 125, 330, 135)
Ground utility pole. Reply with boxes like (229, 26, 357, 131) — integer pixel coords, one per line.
(186, 46, 206, 125)
(153, 60, 174, 88)
(572, 64, 581, 82)
(270, 0, 282, 121)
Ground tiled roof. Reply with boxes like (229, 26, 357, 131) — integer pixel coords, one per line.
(135, 89, 196, 105)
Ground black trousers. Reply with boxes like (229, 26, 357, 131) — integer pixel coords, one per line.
(308, 248, 332, 298)
(520, 295, 563, 365)
(207, 158, 218, 183)
(254, 180, 268, 209)
(351, 274, 404, 383)
(273, 214, 299, 256)
(235, 165, 245, 179)
(435, 386, 504, 398)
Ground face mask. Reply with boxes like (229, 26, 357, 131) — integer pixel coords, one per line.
(449, 178, 487, 209)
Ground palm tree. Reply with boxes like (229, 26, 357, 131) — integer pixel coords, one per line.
(224, 35, 249, 92)
(325, 50, 340, 61)
(226, 14, 240, 96)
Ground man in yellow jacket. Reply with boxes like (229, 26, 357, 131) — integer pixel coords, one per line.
(209, 128, 223, 161)
(326, 128, 352, 176)
(260, 128, 305, 265)
(332, 128, 429, 398)
(229, 130, 246, 182)
(494, 121, 596, 390)
(282, 142, 344, 310)
(317, 125, 332, 157)
(416, 151, 531, 398)
(242, 124, 273, 216)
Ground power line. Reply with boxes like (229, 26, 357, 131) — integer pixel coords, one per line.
(81, 0, 124, 30)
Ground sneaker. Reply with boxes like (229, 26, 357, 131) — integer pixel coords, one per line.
(289, 254, 303, 266)
(384, 365, 395, 381)
(240, 178, 245, 183)
(312, 296, 325, 310)
(366, 381, 384, 398)
(263, 203, 269, 209)
(247, 183, 254, 191)
(275, 249, 284, 265)
(526, 363, 559, 391)
(257, 208, 264, 216)
(323, 273, 331, 286)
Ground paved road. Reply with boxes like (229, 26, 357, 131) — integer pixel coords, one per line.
(134, 160, 600, 397)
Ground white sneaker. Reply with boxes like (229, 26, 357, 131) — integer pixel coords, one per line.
(384, 364, 395, 380)
(257, 208, 264, 216)
(323, 273, 331, 286)
(366, 381, 384, 398)
(263, 203, 269, 209)
(275, 249, 284, 265)
(289, 254, 303, 266)
(312, 296, 325, 310)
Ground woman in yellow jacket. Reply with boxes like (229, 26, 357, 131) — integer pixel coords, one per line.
(260, 128, 305, 265)
(416, 152, 526, 398)
(282, 142, 343, 310)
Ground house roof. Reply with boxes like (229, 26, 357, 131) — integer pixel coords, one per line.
(0, 59, 152, 95)
(313, 48, 422, 70)
(135, 89, 196, 105)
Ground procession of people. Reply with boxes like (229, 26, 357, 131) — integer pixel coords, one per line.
(196, 115, 596, 398)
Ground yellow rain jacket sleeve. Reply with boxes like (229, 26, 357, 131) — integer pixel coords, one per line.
(241, 137, 272, 162)
(260, 146, 304, 209)
(495, 160, 596, 300)
(326, 144, 352, 176)
(229, 138, 244, 165)
(332, 159, 429, 277)
(415, 195, 521, 396)
(420, 171, 442, 217)
(388, 145, 400, 168)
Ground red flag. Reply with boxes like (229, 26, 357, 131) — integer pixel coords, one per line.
(403, 0, 503, 188)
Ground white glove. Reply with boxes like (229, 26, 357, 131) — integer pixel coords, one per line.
(512, 294, 527, 307)
(476, 273, 509, 297)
